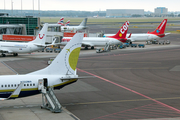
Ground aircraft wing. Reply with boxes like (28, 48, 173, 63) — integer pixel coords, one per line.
(82, 42, 94, 47)
(33, 44, 46, 47)
(0, 82, 24, 100)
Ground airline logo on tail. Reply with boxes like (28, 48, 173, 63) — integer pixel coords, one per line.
(65, 20, 70, 26)
(39, 34, 45, 39)
(119, 21, 129, 37)
(108, 21, 129, 42)
(57, 17, 64, 25)
(65, 43, 82, 74)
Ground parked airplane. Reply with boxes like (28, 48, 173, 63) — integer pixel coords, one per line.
(61, 18, 88, 31)
(0, 33, 84, 100)
(104, 19, 169, 43)
(48, 18, 88, 31)
(0, 23, 49, 57)
(61, 21, 129, 49)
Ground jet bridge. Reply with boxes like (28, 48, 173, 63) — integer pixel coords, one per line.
(38, 79, 62, 113)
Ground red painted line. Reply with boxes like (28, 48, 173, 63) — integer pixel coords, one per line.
(77, 68, 180, 114)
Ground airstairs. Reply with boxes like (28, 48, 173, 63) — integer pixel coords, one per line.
(39, 79, 62, 113)
(104, 42, 110, 52)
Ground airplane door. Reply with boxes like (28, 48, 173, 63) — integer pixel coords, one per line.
(43, 78, 48, 90)
(38, 79, 44, 90)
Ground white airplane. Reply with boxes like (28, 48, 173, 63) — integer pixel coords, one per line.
(0, 33, 84, 100)
(47, 18, 88, 32)
(104, 19, 170, 43)
(0, 23, 49, 57)
(61, 18, 88, 31)
(61, 21, 129, 49)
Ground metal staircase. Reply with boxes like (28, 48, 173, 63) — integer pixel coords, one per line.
(104, 42, 110, 52)
(41, 86, 62, 113)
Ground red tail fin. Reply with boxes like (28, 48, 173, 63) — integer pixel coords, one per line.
(109, 21, 129, 39)
(150, 19, 167, 35)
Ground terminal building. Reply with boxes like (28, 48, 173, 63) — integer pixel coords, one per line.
(0, 16, 63, 44)
(106, 9, 144, 17)
(154, 7, 168, 16)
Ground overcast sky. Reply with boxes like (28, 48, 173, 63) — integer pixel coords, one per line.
(0, 0, 179, 12)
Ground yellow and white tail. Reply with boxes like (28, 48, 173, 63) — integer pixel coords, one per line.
(28, 33, 83, 75)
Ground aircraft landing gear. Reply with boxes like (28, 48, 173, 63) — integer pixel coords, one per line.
(2, 53, 6, 57)
(91, 46, 94, 49)
(85, 46, 88, 50)
(13, 53, 18, 56)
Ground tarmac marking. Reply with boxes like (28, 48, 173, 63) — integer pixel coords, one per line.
(64, 97, 180, 105)
(81, 67, 168, 71)
(77, 68, 180, 114)
(79, 60, 161, 64)
(79, 48, 180, 60)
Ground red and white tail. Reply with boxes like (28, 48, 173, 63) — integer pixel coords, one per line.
(108, 21, 129, 40)
(65, 20, 70, 26)
(57, 17, 64, 25)
(149, 19, 167, 35)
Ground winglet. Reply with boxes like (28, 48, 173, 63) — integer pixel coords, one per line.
(0, 82, 24, 100)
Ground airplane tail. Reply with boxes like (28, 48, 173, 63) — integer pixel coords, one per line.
(28, 33, 83, 75)
(149, 19, 167, 35)
(30, 23, 48, 45)
(57, 17, 64, 25)
(79, 18, 87, 26)
(65, 20, 70, 26)
(109, 21, 129, 40)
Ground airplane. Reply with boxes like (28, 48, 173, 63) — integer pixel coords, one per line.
(61, 21, 129, 49)
(0, 23, 49, 57)
(103, 19, 170, 43)
(47, 18, 88, 32)
(61, 18, 88, 31)
(0, 33, 84, 101)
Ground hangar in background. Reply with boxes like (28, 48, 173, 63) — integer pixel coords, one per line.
(106, 9, 144, 18)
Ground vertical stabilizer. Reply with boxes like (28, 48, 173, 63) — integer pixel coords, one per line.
(109, 21, 129, 40)
(79, 18, 87, 27)
(150, 19, 167, 35)
(57, 17, 64, 25)
(28, 33, 83, 75)
(30, 23, 48, 45)
(65, 20, 70, 26)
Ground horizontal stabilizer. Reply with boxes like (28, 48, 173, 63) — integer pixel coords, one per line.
(60, 76, 96, 80)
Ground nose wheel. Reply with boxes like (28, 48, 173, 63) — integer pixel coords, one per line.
(13, 53, 18, 56)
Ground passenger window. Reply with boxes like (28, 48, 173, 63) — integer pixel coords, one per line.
(11, 84, 13, 87)
(1, 85, 3, 87)
(14, 84, 16, 87)
(5, 85, 7, 87)
(27, 84, 29, 86)
(24, 84, 26, 86)
(30, 84, 32, 86)
(33, 83, 35, 86)
(8, 85, 10, 87)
